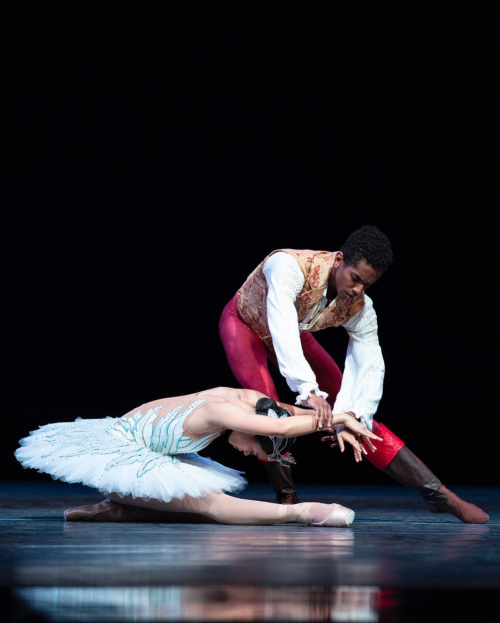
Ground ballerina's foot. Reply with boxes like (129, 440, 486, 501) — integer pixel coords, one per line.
(64, 499, 134, 522)
(296, 502, 355, 527)
(64, 499, 217, 523)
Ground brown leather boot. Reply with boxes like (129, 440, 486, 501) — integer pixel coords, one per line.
(425, 485, 489, 524)
(255, 397, 299, 504)
(64, 499, 216, 523)
(264, 461, 299, 505)
(384, 446, 489, 524)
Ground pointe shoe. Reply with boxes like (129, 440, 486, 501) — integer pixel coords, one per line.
(64, 499, 141, 522)
(297, 502, 355, 527)
(426, 486, 489, 524)
(64, 499, 217, 523)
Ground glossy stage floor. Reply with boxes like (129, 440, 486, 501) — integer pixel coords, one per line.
(1, 483, 498, 622)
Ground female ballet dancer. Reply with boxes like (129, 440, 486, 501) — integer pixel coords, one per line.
(15, 386, 381, 527)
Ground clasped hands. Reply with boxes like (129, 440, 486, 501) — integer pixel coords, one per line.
(306, 393, 382, 463)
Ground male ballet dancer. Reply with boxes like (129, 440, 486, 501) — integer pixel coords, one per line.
(219, 225, 488, 523)
(64, 226, 488, 524)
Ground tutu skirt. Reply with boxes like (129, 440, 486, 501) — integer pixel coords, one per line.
(15, 417, 247, 503)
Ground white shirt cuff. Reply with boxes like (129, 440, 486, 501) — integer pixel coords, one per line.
(295, 383, 329, 406)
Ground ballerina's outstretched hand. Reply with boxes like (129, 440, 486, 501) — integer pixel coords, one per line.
(320, 414, 383, 463)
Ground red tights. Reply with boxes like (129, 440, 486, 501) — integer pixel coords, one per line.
(219, 294, 404, 470)
(219, 295, 343, 403)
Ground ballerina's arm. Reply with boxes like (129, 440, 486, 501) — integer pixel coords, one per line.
(276, 401, 310, 416)
(214, 389, 381, 439)
(231, 389, 325, 419)
(196, 388, 381, 441)
(202, 400, 348, 438)
(230, 389, 317, 417)
(276, 400, 382, 444)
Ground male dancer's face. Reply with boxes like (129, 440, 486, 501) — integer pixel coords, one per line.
(330, 253, 382, 301)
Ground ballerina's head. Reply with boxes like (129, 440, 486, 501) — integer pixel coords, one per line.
(228, 402, 296, 465)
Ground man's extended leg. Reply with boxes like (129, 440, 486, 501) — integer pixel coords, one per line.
(301, 331, 488, 524)
(219, 294, 298, 504)
(366, 427, 488, 523)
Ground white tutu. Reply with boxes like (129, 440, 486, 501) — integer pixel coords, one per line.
(15, 416, 247, 503)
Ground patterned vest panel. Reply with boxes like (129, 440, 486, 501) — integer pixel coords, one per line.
(236, 249, 365, 350)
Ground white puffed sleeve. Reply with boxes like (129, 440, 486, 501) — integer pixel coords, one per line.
(263, 252, 329, 406)
(332, 295, 385, 431)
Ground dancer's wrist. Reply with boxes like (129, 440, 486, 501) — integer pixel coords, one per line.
(330, 414, 348, 427)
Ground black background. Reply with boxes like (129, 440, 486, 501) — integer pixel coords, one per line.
(4, 5, 499, 487)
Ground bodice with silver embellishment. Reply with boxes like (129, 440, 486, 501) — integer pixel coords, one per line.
(109, 399, 219, 455)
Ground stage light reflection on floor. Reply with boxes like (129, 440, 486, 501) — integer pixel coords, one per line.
(15, 585, 381, 622)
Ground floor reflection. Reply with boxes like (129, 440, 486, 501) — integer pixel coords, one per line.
(16, 585, 380, 622)
(60, 523, 356, 563)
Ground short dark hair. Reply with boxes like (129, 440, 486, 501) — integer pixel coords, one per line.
(341, 225, 393, 272)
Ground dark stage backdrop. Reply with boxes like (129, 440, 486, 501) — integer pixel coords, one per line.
(4, 7, 499, 486)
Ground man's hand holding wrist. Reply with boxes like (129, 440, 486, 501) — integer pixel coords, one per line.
(306, 392, 333, 429)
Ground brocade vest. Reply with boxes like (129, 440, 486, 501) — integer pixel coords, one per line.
(236, 249, 365, 351)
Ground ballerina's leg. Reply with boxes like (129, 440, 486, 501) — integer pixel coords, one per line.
(108, 491, 295, 524)
(107, 492, 353, 526)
